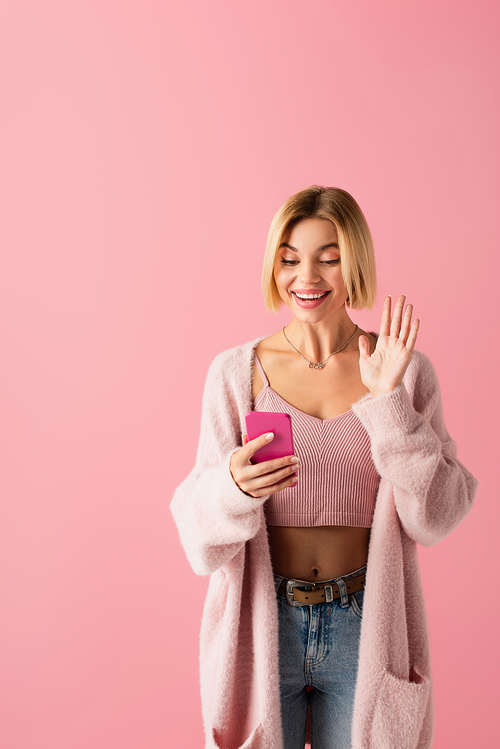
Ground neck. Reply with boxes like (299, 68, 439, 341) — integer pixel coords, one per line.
(284, 310, 358, 362)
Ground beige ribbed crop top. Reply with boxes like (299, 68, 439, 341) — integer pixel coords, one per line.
(253, 352, 380, 527)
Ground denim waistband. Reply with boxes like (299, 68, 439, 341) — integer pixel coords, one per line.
(273, 564, 367, 595)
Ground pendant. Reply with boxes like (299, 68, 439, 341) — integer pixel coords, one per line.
(309, 362, 325, 369)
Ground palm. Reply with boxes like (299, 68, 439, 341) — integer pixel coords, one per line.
(358, 295, 420, 397)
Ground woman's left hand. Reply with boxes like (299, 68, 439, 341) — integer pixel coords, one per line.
(358, 295, 420, 398)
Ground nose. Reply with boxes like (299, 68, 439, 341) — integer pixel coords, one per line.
(298, 258, 321, 285)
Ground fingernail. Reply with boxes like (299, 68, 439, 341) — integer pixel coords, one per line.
(265, 432, 274, 440)
(290, 456, 299, 463)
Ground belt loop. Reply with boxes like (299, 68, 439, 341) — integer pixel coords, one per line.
(336, 577, 349, 608)
(273, 574, 284, 594)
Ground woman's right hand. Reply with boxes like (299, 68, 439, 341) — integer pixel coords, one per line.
(229, 433, 299, 498)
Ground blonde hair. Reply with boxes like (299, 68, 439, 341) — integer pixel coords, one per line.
(262, 186, 377, 312)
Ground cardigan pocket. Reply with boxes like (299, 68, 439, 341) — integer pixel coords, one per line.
(370, 667, 430, 749)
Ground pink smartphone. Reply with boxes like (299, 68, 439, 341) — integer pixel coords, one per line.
(245, 411, 295, 464)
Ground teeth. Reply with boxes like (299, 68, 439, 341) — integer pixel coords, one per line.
(295, 293, 327, 300)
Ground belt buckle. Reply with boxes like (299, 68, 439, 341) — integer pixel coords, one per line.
(286, 579, 308, 607)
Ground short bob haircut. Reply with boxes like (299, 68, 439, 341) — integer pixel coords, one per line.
(262, 186, 377, 312)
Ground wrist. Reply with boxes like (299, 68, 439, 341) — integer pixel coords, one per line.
(369, 387, 396, 398)
(229, 454, 252, 497)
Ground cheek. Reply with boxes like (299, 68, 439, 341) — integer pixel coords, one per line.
(331, 268, 347, 289)
(273, 265, 288, 289)
(273, 268, 294, 305)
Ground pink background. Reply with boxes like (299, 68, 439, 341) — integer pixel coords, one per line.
(0, 1, 498, 747)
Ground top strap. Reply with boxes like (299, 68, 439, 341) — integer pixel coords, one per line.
(253, 351, 270, 387)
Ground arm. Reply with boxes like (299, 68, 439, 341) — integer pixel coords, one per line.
(352, 353, 478, 547)
(170, 351, 267, 575)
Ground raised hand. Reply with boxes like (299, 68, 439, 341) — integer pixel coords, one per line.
(358, 295, 420, 397)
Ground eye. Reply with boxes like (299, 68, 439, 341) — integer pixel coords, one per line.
(280, 258, 299, 266)
(321, 259, 341, 265)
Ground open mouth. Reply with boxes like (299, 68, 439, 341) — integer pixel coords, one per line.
(293, 292, 329, 300)
(291, 290, 331, 309)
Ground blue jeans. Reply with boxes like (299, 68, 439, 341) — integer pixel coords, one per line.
(274, 565, 366, 749)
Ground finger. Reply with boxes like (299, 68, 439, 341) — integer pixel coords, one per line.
(358, 334, 371, 360)
(240, 460, 298, 495)
(399, 303, 413, 342)
(242, 431, 275, 461)
(242, 433, 248, 446)
(243, 455, 299, 488)
(390, 295, 406, 338)
(249, 451, 299, 473)
(247, 471, 299, 497)
(263, 473, 299, 494)
(379, 295, 392, 337)
(245, 465, 299, 494)
(406, 318, 420, 352)
(239, 450, 299, 483)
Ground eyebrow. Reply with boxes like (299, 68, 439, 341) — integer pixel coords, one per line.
(279, 242, 340, 252)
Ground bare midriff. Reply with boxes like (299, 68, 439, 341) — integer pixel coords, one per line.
(267, 525, 371, 581)
(253, 328, 378, 583)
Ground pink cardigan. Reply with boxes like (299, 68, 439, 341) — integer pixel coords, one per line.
(171, 338, 478, 749)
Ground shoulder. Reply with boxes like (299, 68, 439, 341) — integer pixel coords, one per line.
(208, 337, 265, 373)
(204, 337, 265, 391)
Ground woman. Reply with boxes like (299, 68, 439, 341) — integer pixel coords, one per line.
(171, 186, 477, 749)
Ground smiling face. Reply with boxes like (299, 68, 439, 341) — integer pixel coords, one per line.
(273, 217, 349, 321)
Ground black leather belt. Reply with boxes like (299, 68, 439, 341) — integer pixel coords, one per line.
(276, 570, 366, 607)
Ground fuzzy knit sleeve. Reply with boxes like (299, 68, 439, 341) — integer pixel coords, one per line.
(352, 352, 478, 547)
(170, 347, 268, 575)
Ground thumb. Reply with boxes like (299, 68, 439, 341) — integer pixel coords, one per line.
(358, 334, 370, 357)
(245, 431, 274, 461)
